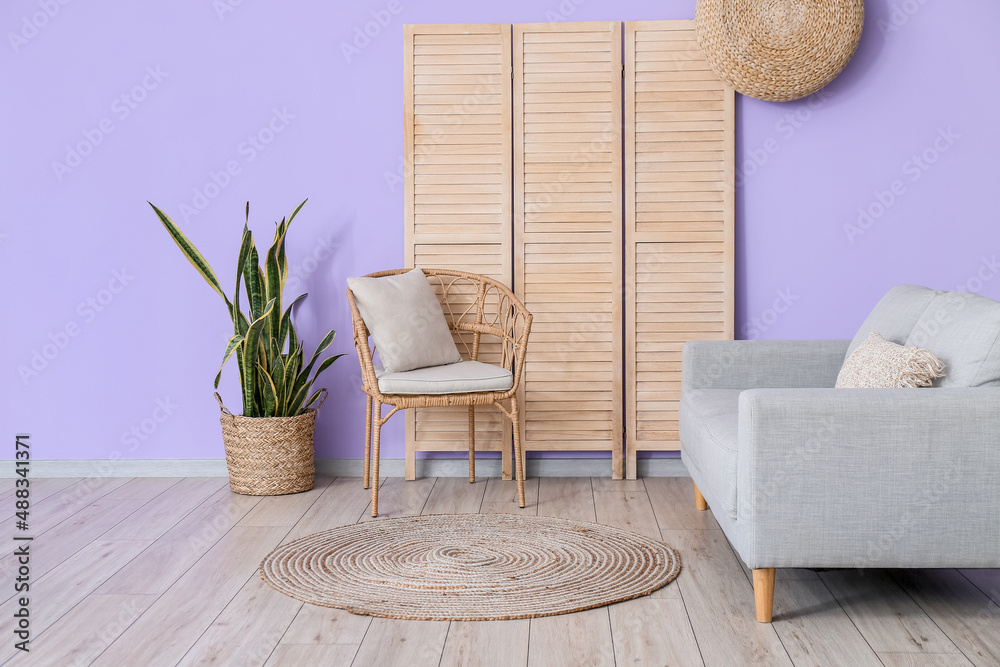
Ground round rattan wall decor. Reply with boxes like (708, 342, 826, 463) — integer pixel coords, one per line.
(259, 513, 681, 620)
(695, 0, 864, 102)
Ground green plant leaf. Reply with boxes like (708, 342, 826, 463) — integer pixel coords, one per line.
(214, 334, 245, 389)
(279, 293, 307, 353)
(312, 353, 345, 382)
(240, 298, 275, 416)
(285, 381, 310, 416)
(292, 329, 336, 396)
(244, 238, 263, 320)
(233, 226, 252, 332)
(257, 363, 278, 417)
(150, 202, 233, 316)
(264, 226, 285, 349)
(304, 388, 325, 410)
(287, 199, 307, 225)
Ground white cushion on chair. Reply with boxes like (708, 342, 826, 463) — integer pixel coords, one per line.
(347, 268, 463, 373)
(376, 361, 513, 395)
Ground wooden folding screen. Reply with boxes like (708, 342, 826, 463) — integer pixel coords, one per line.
(513, 22, 624, 479)
(403, 24, 514, 480)
(624, 21, 735, 478)
(404, 21, 733, 480)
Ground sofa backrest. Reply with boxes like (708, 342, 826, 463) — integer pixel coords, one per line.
(845, 285, 937, 357)
(847, 285, 1000, 387)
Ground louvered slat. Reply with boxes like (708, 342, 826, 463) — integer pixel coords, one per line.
(404, 24, 514, 481)
(514, 22, 624, 479)
(624, 21, 735, 478)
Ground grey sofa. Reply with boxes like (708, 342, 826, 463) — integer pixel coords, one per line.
(679, 285, 1000, 622)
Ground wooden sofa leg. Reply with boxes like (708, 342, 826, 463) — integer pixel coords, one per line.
(752, 568, 775, 623)
(693, 482, 708, 511)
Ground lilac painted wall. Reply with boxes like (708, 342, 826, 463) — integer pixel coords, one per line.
(3, 1, 998, 462)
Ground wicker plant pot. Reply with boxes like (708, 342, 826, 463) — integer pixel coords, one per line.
(215, 392, 323, 496)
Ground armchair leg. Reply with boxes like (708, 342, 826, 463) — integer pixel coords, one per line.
(363, 395, 372, 490)
(371, 401, 382, 518)
(752, 568, 775, 623)
(693, 482, 708, 511)
(511, 396, 525, 508)
(468, 406, 476, 483)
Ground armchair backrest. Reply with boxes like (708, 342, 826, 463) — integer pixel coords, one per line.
(346, 268, 532, 397)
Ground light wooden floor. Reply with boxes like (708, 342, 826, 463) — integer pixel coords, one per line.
(4, 475, 999, 666)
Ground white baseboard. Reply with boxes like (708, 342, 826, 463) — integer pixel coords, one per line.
(2, 457, 689, 479)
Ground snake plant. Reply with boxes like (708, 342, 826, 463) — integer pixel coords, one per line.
(150, 199, 343, 417)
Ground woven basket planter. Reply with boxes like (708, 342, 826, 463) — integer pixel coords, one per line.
(215, 392, 323, 496)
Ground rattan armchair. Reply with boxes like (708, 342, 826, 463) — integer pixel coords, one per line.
(347, 269, 532, 517)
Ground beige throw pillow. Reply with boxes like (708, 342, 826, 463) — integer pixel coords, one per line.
(347, 268, 463, 373)
(836, 330, 946, 388)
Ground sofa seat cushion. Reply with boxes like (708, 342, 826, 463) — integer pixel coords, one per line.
(904, 291, 1000, 387)
(376, 361, 513, 395)
(845, 285, 939, 360)
(679, 389, 741, 521)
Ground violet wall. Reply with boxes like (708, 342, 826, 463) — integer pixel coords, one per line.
(2, 0, 998, 462)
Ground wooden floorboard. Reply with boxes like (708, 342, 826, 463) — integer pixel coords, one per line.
(643, 476, 720, 531)
(608, 598, 703, 665)
(176, 576, 302, 667)
(352, 618, 451, 667)
(891, 568, 1000, 666)
(439, 620, 530, 667)
(820, 569, 963, 655)
(96, 485, 262, 595)
(536, 477, 595, 522)
(770, 578, 883, 666)
(19, 593, 157, 667)
(5, 476, 999, 667)
(660, 528, 793, 666)
(528, 608, 615, 667)
(91, 526, 289, 667)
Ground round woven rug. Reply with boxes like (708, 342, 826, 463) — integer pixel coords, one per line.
(259, 513, 681, 620)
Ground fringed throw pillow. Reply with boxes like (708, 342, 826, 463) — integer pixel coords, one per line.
(836, 330, 946, 388)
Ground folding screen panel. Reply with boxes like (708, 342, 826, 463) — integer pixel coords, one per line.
(403, 24, 514, 479)
(513, 22, 624, 478)
(624, 21, 735, 478)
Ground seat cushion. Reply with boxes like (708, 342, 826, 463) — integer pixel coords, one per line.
(347, 268, 463, 373)
(679, 389, 741, 521)
(904, 291, 1000, 387)
(376, 361, 513, 395)
(845, 285, 939, 360)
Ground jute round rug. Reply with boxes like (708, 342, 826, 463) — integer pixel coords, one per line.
(259, 513, 681, 620)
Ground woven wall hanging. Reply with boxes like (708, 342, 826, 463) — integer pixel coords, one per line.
(695, 0, 864, 102)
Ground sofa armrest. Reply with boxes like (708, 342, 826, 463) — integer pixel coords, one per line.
(682, 339, 850, 390)
(735, 388, 1000, 569)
